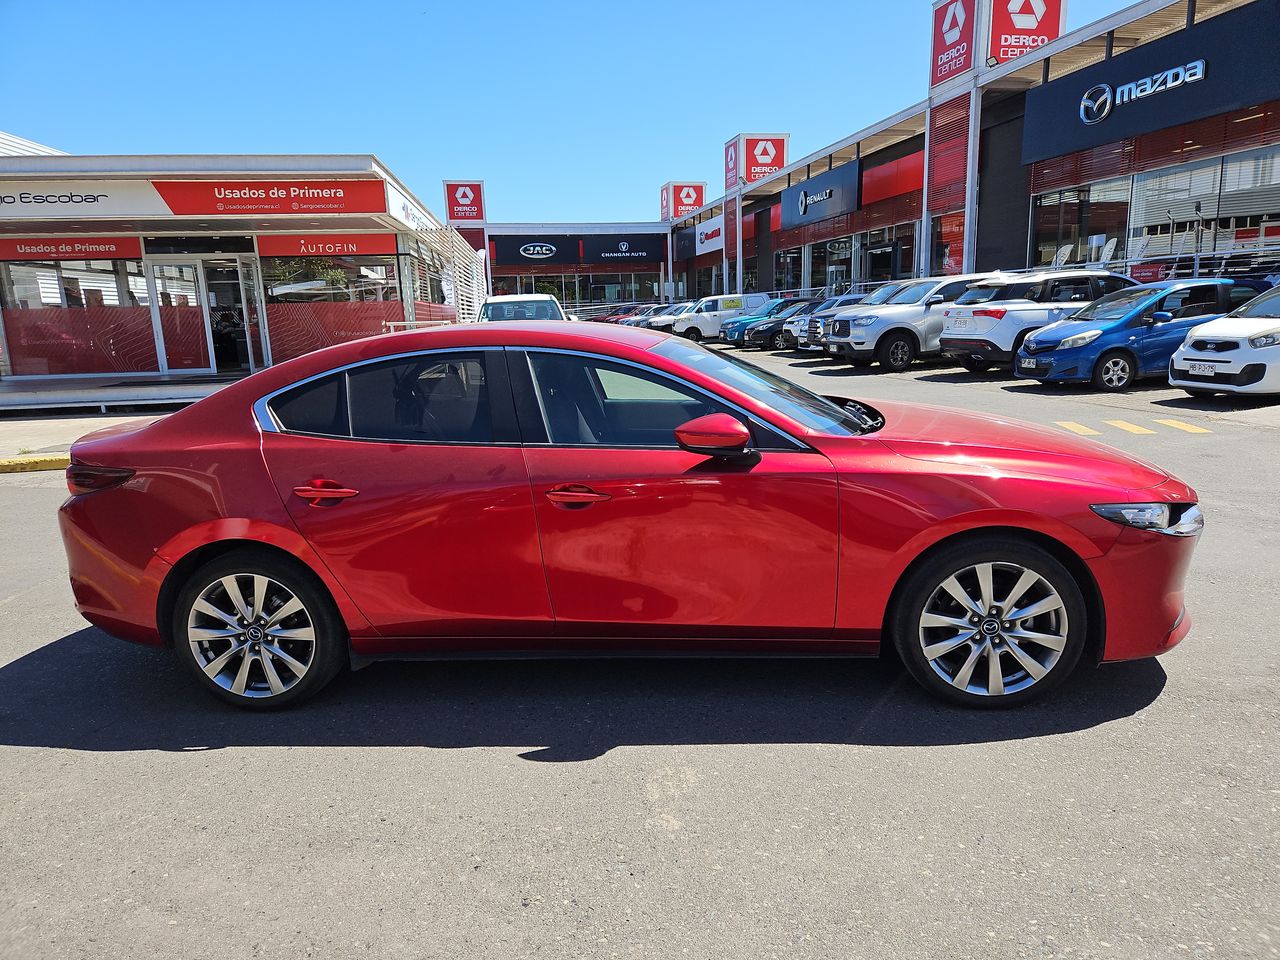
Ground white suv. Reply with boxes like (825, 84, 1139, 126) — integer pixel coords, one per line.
(673, 293, 769, 341)
(477, 294, 572, 322)
(940, 270, 1134, 372)
(825, 274, 995, 371)
(1169, 282, 1280, 396)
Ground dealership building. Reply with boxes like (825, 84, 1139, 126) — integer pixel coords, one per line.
(445, 0, 1280, 302)
(3, 0, 1279, 406)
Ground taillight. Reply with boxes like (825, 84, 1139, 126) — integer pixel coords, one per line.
(974, 308, 1007, 320)
(66, 464, 135, 496)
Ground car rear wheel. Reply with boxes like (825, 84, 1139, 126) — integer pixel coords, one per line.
(1093, 351, 1135, 391)
(878, 333, 915, 372)
(174, 550, 345, 709)
(958, 356, 993, 373)
(893, 538, 1087, 708)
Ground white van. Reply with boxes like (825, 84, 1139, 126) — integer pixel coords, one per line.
(672, 293, 769, 341)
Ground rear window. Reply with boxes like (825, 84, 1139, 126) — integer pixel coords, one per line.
(481, 300, 564, 321)
(955, 282, 1036, 305)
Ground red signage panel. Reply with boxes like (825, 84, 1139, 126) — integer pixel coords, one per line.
(660, 185, 671, 221)
(724, 139, 739, 193)
(670, 183, 705, 218)
(255, 233, 398, 257)
(151, 179, 388, 215)
(444, 181, 485, 221)
(988, 0, 1065, 66)
(931, 0, 975, 86)
(743, 137, 786, 184)
(0, 236, 142, 261)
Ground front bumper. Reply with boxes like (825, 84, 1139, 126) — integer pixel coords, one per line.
(939, 337, 1014, 364)
(1013, 345, 1096, 383)
(824, 339, 874, 359)
(1169, 349, 1277, 394)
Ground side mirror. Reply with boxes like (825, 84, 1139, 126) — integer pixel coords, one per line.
(1151, 310, 1173, 324)
(927, 294, 944, 306)
(674, 413, 751, 458)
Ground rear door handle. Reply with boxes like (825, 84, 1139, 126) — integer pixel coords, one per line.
(293, 479, 359, 506)
(545, 484, 611, 505)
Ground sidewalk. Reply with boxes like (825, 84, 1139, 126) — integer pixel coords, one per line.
(0, 414, 158, 471)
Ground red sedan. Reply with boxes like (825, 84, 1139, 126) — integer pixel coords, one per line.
(59, 323, 1202, 709)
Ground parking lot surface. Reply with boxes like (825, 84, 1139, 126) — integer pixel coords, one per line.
(0, 352, 1276, 960)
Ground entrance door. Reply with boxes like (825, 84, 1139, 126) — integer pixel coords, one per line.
(203, 259, 253, 375)
(150, 263, 216, 374)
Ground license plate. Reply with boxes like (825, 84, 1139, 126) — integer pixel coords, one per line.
(1188, 362, 1216, 376)
(951, 318, 968, 329)
(827, 345, 838, 354)
(1019, 357, 1037, 370)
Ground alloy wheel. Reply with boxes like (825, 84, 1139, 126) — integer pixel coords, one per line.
(772, 332, 788, 350)
(917, 561, 1069, 697)
(187, 574, 316, 699)
(1100, 356, 1131, 388)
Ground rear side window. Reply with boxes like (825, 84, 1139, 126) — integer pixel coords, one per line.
(348, 353, 492, 443)
(1096, 276, 1133, 296)
(1229, 285, 1263, 309)
(1047, 279, 1094, 302)
(270, 374, 349, 437)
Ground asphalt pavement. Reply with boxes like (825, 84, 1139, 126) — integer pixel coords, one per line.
(0, 352, 1276, 960)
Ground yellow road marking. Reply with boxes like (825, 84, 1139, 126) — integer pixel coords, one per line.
(1055, 421, 1102, 436)
(1153, 418, 1212, 434)
(1104, 419, 1157, 435)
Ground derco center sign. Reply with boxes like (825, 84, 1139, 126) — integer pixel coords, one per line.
(443, 181, 485, 222)
(930, 0, 974, 85)
(724, 135, 788, 191)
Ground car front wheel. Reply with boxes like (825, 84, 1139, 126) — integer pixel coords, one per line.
(771, 332, 789, 351)
(1093, 351, 1135, 391)
(684, 328, 702, 342)
(878, 333, 916, 371)
(893, 538, 1087, 707)
(173, 549, 345, 709)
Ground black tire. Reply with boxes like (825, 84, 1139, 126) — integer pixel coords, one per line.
(877, 332, 916, 371)
(846, 358, 872, 368)
(172, 548, 346, 709)
(958, 356, 993, 373)
(771, 332, 789, 351)
(1092, 350, 1135, 392)
(684, 328, 702, 342)
(892, 537, 1088, 708)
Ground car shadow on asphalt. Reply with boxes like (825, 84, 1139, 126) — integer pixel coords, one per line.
(0, 628, 1167, 761)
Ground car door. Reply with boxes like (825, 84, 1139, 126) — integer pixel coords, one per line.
(920, 279, 975, 351)
(258, 348, 553, 641)
(1136, 284, 1223, 374)
(509, 348, 840, 639)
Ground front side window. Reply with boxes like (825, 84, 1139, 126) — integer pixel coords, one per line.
(1149, 284, 1220, 321)
(935, 280, 973, 302)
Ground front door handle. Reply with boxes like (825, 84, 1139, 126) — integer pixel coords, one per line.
(545, 484, 611, 505)
(293, 478, 359, 506)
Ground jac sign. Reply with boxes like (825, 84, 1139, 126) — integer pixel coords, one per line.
(724, 135, 788, 191)
(988, 0, 1065, 67)
(659, 181, 706, 220)
(443, 181, 485, 222)
(931, 0, 975, 85)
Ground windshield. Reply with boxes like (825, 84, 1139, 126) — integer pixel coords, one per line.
(652, 337, 878, 436)
(862, 282, 905, 305)
(775, 302, 810, 319)
(886, 281, 936, 305)
(481, 299, 565, 321)
(814, 298, 840, 312)
(1067, 287, 1157, 322)
(1233, 284, 1280, 318)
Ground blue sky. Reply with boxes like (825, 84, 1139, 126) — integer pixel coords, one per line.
(1, 0, 1125, 223)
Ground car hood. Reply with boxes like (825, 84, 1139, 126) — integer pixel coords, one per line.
(869, 400, 1169, 490)
(839, 303, 918, 318)
(1187, 314, 1280, 339)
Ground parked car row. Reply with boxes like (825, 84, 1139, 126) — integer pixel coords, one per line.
(708, 269, 1280, 397)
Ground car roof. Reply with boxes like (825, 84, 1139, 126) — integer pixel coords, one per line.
(484, 294, 556, 302)
(1127, 278, 1236, 291)
(972, 269, 1119, 286)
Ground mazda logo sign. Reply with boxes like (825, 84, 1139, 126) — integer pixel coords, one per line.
(519, 243, 556, 259)
(1079, 83, 1114, 124)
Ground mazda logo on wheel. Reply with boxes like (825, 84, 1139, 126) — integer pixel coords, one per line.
(1079, 84, 1114, 124)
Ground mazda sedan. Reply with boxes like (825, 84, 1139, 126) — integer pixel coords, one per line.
(59, 323, 1202, 709)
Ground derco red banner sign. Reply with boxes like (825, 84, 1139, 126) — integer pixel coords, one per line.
(444, 181, 485, 222)
(660, 181, 706, 220)
(724, 135, 788, 191)
(0, 236, 142, 261)
(988, 0, 1065, 66)
(931, 0, 975, 85)
(255, 233, 397, 257)
(0, 178, 388, 218)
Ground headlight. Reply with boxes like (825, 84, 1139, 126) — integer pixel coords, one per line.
(1091, 502, 1203, 537)
(1248, 332, 1280, 348)
(1059, 329, 1102, 350)
(853, 316, 879, 326)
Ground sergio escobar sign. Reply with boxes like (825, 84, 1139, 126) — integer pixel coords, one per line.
(0, 178, 389, 218)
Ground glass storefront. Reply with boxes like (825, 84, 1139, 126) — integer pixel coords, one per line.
(261, 254, 402, 363)
(490, 272, 661, 305)
(774, 248, 802, 290)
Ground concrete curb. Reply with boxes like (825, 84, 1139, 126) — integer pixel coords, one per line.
(0, 454, 70, 474)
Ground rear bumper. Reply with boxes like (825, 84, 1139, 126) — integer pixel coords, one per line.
(939, 338, 1014, 364)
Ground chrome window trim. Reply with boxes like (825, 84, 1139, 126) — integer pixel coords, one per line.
(253, 345, 505, 435)
(518, 346, 810, 451)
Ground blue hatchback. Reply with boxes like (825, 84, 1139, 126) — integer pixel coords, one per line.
(1014, 278, 1270, 391)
